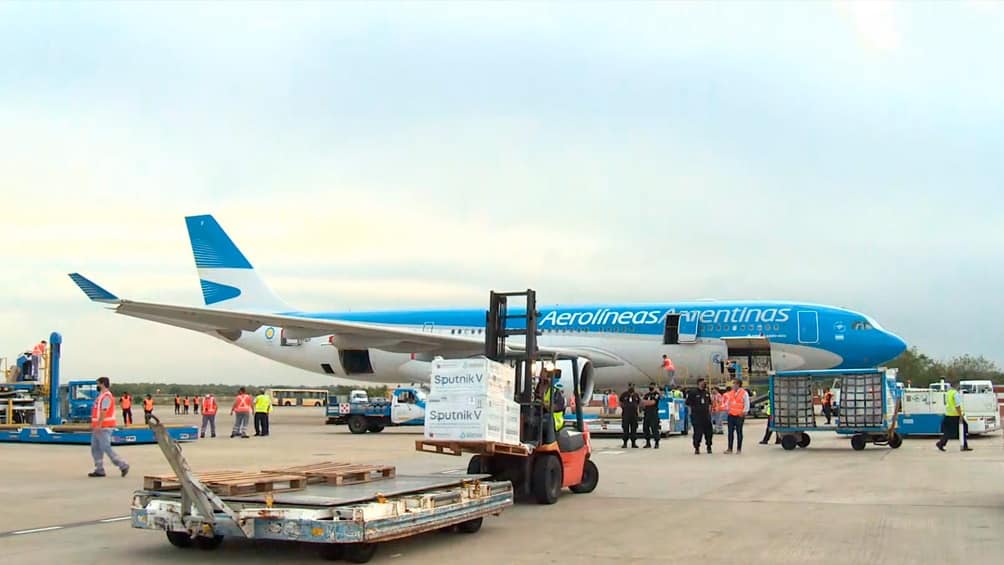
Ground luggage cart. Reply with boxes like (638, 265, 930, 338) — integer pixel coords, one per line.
(131, 416, 513, 563)
(769, 368, 902, 451)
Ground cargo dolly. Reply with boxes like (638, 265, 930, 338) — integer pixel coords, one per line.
(769, 368, 903, 451)
(131, 415, 513, 563)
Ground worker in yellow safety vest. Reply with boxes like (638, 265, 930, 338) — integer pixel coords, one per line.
(759, 398, 774, 445)
(253, 390, 273, 437)
(936, 382, 972, 452)
(537, 370, 565, 444)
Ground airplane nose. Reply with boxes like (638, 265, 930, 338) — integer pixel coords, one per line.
(884, 331, 907, 361)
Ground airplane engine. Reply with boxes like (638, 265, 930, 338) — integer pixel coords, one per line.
(541, 357, 595, 404)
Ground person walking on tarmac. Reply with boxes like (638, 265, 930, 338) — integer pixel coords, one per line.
(760, 397, 774, 445)
(119, 392, 133, 426)
(142, 394, 154, 423)
(619, 383, 642, 449)
(936, 381, 973, 452)
(254, 390, 273, 437)
(821, 387, 834, 425)
(231, 387, 253, 438)
(686, 378, 714, 454)
(88, 377, 129, 478)
(724, 378, 750, 454)
(642, 383, 662, 449)
(200, 393, 218, 438)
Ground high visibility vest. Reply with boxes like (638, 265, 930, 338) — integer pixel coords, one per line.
(202, 397, 217, 415)
(765, 399, 771, 416)
(711, 394, 723, 413)
(945, 389, 961, 416)
(183, 397, 190, 406)
(663, 358, 674, 371)
(608, 394, 619, 409)
(727, 388, 749, 417)
(234, 394, 253, 413)
(254, 394, 272, 413)
(120, 395, 132, 410)
(143, 398, 154, 411)
(544, 387, 564, 432)
(32, 343, 46, 356)
(91, 390, 117, 428)
(822, 392, 833, 406)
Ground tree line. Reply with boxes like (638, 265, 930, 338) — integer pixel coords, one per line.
(886, 347, 1002, 386)
(112, 383, 390, 399)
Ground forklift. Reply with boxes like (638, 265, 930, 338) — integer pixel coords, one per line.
(465, 290, 599, 504)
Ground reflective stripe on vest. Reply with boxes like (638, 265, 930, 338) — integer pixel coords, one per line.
(728, 389, 748, 416)
(545, 388, 564, 432)
(91, 391, 117, 428)
(235, 394, 252, 413)
(202, 397, 218, 415)
(254, 395, 271, 413)
(945, 389, 961, 416)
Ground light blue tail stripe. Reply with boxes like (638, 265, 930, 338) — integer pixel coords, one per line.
(200, 280, 242, 305)
(185, 215, 253, 270)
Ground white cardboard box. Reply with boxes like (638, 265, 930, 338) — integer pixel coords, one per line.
(501, 400, 521, 445)
(424, 396, 504, 442)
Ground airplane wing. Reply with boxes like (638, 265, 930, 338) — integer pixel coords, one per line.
(69, 273, 625, 366)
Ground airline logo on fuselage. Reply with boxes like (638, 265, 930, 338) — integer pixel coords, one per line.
(540, 307, 792, 327)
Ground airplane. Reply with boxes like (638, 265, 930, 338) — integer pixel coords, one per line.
(69, 214, 907, 401)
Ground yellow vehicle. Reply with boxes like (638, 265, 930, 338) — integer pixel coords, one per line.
(268, 388, 328, 407)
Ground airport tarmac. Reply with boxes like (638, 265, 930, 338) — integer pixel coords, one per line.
(1, 409, 1002, 564)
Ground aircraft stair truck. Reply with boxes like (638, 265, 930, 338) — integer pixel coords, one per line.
(132, 415, 513, 564)
(416, 290, 600, 505)
(769, 368, 903, 451)
(326, 387, 426, 434)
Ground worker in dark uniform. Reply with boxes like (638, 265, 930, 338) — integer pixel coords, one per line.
(686, 378, 713, 454)
(619, 383, 641, 449)
(642, 383, 662, 449)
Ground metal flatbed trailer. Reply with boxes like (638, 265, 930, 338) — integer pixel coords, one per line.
(131, 416, 512, 563)
(0, 424, 198, 444)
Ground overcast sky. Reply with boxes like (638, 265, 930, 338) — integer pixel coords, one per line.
(1, 2, 1001, 386)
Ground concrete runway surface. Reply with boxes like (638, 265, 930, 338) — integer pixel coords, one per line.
(1, 409, 1002, 564)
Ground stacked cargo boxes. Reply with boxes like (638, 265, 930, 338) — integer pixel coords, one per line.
(773, 375, 816, 428)
(837, 373, 885, 428)
(424, 358, 520, 444)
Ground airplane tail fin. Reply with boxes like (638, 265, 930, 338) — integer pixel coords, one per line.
(185, 214, 291, 312)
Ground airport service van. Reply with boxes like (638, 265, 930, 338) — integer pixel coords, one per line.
(897, 380, 1000, 436)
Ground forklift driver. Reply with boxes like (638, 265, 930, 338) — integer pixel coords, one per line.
(536, 369, 566, 445)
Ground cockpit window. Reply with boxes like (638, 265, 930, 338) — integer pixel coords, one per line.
(852, 321, 874, 331)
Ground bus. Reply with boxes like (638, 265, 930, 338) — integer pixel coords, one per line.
(267, 388, 329, 407)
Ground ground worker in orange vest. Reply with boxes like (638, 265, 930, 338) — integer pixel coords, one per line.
(88, 377, 129, 478)
(724, 378, 750, 454)
(183, 395, 190, 415)
(607, 390, 619, 416)
(230, 387, 253, 438)
(201, 393, 218, 438)
(821, 387, 834, 425)
(31, 339, 47, 379)
(192, 395, 200, 415)
(119, 393, 133, 426)
(142, 395, 155, 423)
(661, 354, 676, 387)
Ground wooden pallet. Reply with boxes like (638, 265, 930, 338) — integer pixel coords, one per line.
(143, 470, 307, 495)
(415, 440, 530, 457)
(263, 461, 396, 486)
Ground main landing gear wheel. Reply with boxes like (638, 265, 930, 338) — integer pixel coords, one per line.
(797, 433, 811, 448)
(457, 517, 484, 534)
(194, 535, 223, 550)
(532, 455, 563, 505)
(569, 459, 599, 494)
(888, 432, 903, 449)
(347, 415, 368, 434)
(343, 542, 377, 563)
(780, 435, 798, 451)
(165, 531, 193, 548)
(851, 435, 867, 451)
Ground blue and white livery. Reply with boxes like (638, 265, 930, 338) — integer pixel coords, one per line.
(69, 214, 907, 401)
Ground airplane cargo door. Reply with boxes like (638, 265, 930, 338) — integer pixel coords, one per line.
(678, 314, 699, 343)
(797, 311, 819, 344)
